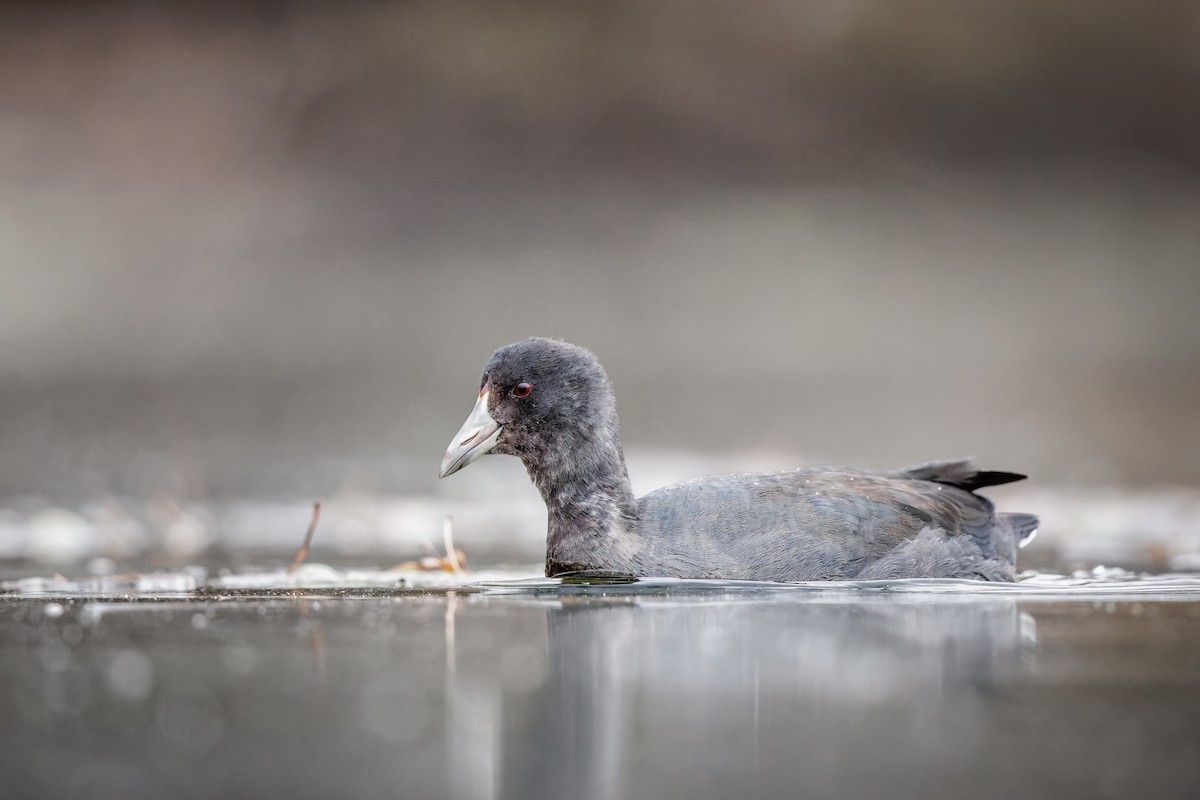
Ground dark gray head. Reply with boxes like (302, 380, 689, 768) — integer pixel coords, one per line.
(439, 338, 624, 483)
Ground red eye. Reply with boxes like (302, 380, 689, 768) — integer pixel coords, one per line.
(513, 382, 533, 398)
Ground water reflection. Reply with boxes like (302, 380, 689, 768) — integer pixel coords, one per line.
(442, 595, 1035, 800)
(3, 588, 1199, 799)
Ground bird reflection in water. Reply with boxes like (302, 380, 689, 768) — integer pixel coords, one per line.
(439, 592, 1035, 800)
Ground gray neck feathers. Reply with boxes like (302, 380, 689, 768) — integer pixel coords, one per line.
(519, 388, 641, 574)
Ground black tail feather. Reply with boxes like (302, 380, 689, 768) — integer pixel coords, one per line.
(895, 458, 1027, 492)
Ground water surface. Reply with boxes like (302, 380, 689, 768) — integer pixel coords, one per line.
(2, 571, 1199, 799)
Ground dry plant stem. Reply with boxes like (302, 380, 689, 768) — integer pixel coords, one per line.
(443, 515, 463, 575)
(287, 502, 322, 574)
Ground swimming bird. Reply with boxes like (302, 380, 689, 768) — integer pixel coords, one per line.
(439, 338, 1038, 581)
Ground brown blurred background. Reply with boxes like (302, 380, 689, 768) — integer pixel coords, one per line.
(1, 1, 1198, 560)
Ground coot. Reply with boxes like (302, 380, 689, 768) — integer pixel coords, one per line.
(440, 338, 1038, 581)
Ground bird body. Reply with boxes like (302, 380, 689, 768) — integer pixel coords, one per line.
(440, 338, 1037, 582)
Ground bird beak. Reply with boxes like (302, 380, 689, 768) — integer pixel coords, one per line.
(439, 389, 502, 478)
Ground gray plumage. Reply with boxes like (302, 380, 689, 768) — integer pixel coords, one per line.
(441, 338, 1038, 582)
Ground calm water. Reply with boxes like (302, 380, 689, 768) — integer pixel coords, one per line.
(3, 572, 1200, 800)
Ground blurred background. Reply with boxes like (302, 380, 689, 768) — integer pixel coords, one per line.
(1, 0, 1198, 571)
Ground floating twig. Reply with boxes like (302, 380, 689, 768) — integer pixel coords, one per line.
(287, 502, 321, 574)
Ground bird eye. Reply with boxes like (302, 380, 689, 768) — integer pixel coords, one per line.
(513, 382, 533, 398)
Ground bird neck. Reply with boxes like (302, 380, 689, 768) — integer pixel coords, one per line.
(521, 425, 641, 576)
